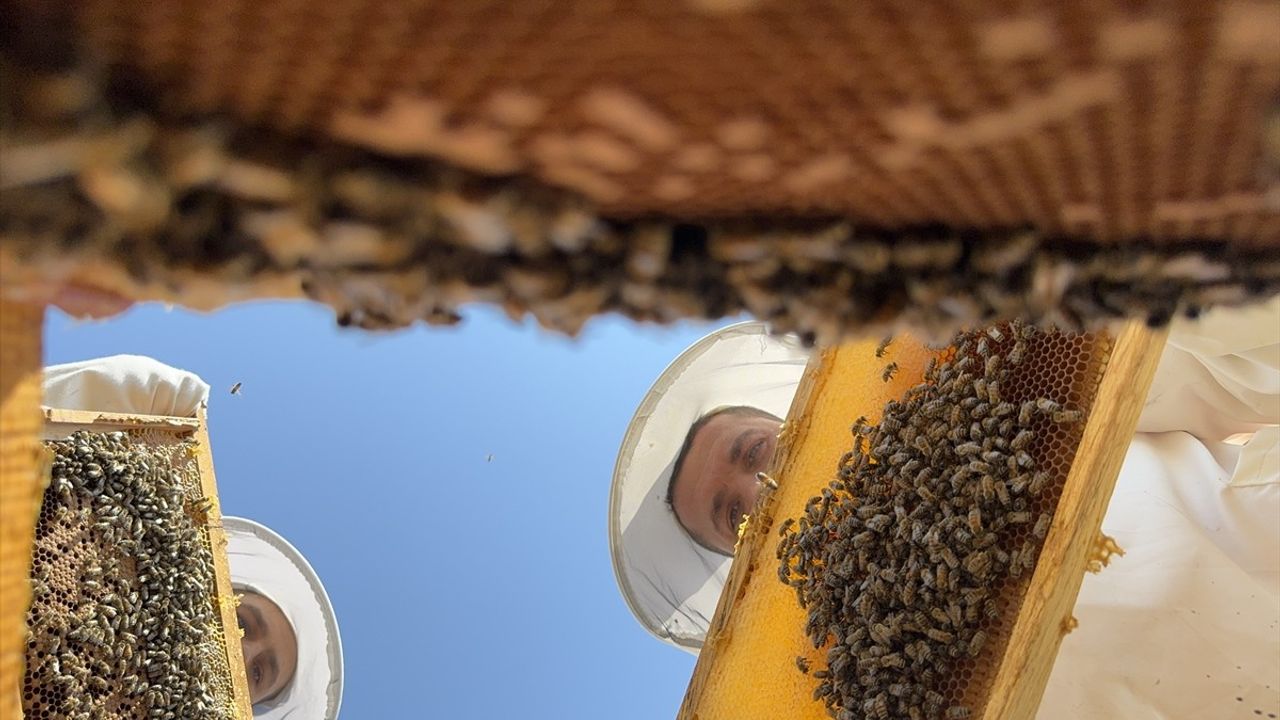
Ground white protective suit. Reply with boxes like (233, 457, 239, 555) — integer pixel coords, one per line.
(42, 355, 345, 720)
(609, 298, 1280, 719)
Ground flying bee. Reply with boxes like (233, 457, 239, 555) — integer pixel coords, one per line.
(756, 471, 779, 490)
(229, 382, 242, 395)
(875, 335, 893, 358)
(882, 362, 899, 382)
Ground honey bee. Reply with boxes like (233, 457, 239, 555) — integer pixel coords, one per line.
(1053, 409, 1084, 424)
(851, 416, 869, 435)
(1029, 471, 1051, 495)
(229, 382, 242, 395)
(1009, 340, 1026, 365)
(875, 336, 893, 358)
(1033, 513, 1052, 539)
(882, 362, 899, 382)
(966, 507, 983, 534)
(1036, 398, 1061, 414)
(756, 471, 779, 490)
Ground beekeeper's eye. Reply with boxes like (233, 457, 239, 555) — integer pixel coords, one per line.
(746, 437, 763, 468)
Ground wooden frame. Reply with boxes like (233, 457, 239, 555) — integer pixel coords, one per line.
(678, 321, 1169, 720)
(40, 406, 254, 720)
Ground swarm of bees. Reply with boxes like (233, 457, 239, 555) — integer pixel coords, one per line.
(3, 60, 1278, 344)
(777, 321, 1087, 720)
(24, 431, 233, 720)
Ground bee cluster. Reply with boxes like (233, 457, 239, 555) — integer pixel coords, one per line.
(3, 60, 1278, 346)
(776, 322, 1097, 720)
(23, 430, 233, 720)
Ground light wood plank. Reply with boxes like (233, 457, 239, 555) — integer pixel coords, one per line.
(193, 406, 255, 720)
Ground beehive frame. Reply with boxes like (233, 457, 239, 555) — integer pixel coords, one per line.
(30, 406, 252, 720)
(678, 320, 1168, 720)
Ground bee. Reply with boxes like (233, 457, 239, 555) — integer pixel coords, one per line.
(1033, 513, 1052, 539)
(947, 705, 973, 719)
(756, 471, 779, 490)
(936, 543, 957, 566)
(930, 606, 951, 626)
(1018, 401, 1037, 426)
(882, 362, 899, 382)
(1053, 409, 1084, 424)
(925, 627, 954, 643)
(985, 355, 1001, 377)
(1009, 340, 1026, 365)
(1011, 429, 1034, 451)
(875, 335, 893, 358)
(966, 507, 983, 534)
(1036, 398, 1061, 414)
(986, 326, 1005, 342)
(229, 382, 242, 395)
(1029, 471, 1051, 496)
(963, 550, 991, 578)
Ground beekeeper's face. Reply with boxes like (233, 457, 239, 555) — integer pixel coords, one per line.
(237, 591, 298, 705)
(669, 406, 782, 555)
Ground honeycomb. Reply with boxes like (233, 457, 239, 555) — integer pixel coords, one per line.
(23, 427, 238, 720)
(1, 2, 1278, 342)
(681, 325, 1111, 720)
(776, 323, 1108, 718)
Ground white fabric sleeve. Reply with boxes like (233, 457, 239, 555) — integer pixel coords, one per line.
(1138, 294, 1280, 441)
(42, 355, 211, 418)
(1040, 434, 1280, 719)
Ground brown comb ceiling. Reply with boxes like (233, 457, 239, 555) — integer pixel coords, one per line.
(1, 0, 1278, 340)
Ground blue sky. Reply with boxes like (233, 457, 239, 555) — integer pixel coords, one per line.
(44, 300, 732, 719)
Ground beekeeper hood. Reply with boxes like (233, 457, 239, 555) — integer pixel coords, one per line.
(225, 516, 344, 719)
(608, 322, 810, 654)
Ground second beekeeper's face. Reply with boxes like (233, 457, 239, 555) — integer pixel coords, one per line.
(670, 408, 782, 555)
(236, 591, 299, 705)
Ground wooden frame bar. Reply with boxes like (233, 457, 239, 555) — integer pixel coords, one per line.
(678, 322, 1168, 720)
(39, 404, 253, 719)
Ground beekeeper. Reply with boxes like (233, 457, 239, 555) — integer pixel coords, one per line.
(609, 298, 1280, 718)
(42, 355, 344, 720)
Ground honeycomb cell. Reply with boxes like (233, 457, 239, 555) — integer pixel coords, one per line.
(777, 322, 1110, 718)
(23, 430, 237, 720)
